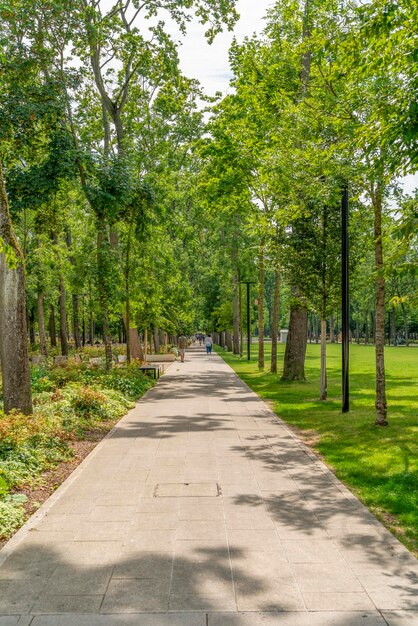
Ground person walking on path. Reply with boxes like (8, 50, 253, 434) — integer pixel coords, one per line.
(205, 334, 213, 354)
(178, 334, 188, 362)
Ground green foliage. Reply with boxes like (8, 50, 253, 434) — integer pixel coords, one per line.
(0, 498, 25, 539)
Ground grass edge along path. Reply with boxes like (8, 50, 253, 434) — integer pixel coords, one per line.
(218, 343, 418, 558)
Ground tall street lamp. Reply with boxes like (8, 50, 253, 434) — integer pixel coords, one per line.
(342, 185, 349, 413)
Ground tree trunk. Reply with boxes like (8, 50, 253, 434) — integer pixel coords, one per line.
(356, 315, 360, 344)
(58, 282, 68, 356)
(28, 306, 36, 347)
(330, 314, 335, 343)
(370, 310, 374, 343)
(271, 265, 280, 374)
(258, 239, 265, 370)
(52, 232, 69, 356)
(401, 302, 409, 346)
(144, 328, 148, 356)
(233, 281, 240, 355)
(364, 315, 369, 344)
(314, 315, 319, 344)
(124, 220, 133, 363)
(153, 326, 160, 354)
(125, 299, 131, 362)
(391, 304, 396, 345)
(281, 300, 307, 381)
(37, 291, 48, 356)
(97, 221, 112, 370)
(0, 164, 33, 414)
(72, 294, 81, 349)
(65, 229, 81, 350)
(239, 280, 243, 357)
(49, 305, 57, 347)
(320, 215, 327, 401)
(373, 184, 388, 425)
(320, 319, 327, 400)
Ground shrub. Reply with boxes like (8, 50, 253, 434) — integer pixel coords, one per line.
(0, 498, 26, 539)
(71, 386, 107, 420)
(0, 411, 45, 446)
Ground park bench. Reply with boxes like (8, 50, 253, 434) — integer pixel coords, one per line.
(88, 357, 105, 367)
(145, 354, 176, 362)
(31, 355, 46, 365)
(53, 356, 68, 366)
(139, 364, 164, 379)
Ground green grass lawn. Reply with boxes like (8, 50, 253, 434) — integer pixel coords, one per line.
(218, 342, 418, 556)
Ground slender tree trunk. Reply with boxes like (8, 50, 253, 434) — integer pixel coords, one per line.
(320, 212, 327, 401)
(258, 239, 265, 370)
(97, 221, 112, 370)
(314, 315, 319, 344)
(356, 315, 360, 344)
(281, 299, 308, 381)
(72, 294, 81, 349)
(125, 297, 131, 363)
(124, 220, 133, 363)
(401, 302, 409, 346)
(370, 310, 374, 343)
(58, 282, 68, 356)
(144, 328, 148, 357)
(65, 229, 81, 349)
(28, 306, 36, 347)
(88, 281, 94, 344)
(364, 315, 369, 344)
(52, 232, 69, 356)
(391, 304, 396, 345)
(49, 305, 57, 347)
(330, 314, 335, 343)
(0, 164, 33, 414)
(239, 280, 243, 357)
(320, 319, 327, 400)
(37, 291, 48, 356)
(373, 184, 388, 425)
(153, 326, 160, 354)
(233, 283, 240, 355)
(271, 265, 280, 374)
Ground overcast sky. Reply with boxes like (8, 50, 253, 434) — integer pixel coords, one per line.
(176, 0, 272, 95)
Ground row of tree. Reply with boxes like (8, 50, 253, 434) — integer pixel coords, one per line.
(191, 0, 418, 425)
(0, 1, 417, 429)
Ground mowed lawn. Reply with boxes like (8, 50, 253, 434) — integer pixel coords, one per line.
(219, 342, 418, 556)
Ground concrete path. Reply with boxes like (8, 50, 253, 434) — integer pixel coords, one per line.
(0, 349, 417, 626)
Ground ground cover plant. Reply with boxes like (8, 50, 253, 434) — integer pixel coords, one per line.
(219, 343, 418, 556)
(0, 365, 155, 540)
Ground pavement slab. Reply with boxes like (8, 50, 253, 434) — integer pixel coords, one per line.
(0, 348, 417, 622)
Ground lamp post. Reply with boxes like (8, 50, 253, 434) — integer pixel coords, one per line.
(240, 280, 256, 360)
(342, 185, 349, 413)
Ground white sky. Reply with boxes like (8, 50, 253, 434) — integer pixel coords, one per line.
(176, 0, 272, 95)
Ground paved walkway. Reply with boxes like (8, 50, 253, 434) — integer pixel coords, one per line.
(0, 349, 417, 625)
